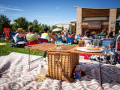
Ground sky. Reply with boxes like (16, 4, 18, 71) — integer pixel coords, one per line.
(0, 0, 120, 26)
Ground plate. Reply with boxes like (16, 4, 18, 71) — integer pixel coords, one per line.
(77, 47, 104, 52)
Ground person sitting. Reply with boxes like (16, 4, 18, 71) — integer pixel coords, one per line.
(41, 27, 56, 43)
(91, 31, 96, 39)
(60, 32, 66, 43)
(101, 28, 108, 35)
(68, 33, 72, 38)
(26, 26, 38, 44)
(82, 30, 93, 39)
(101, 28, 108, 38)
(10, 28, 27, 47)
(93, 35, 102, 47)
(41, 27, 56, 61)
(15, 28, 26, 43)
(72, 34, 78, 44)
(82, 30, 93, 44)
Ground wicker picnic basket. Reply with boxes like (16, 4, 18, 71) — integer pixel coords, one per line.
(47, 45, 79, 81)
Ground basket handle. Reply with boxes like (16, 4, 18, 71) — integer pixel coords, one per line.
(55, 52, 63, 71)
(54, 52, 74, 83)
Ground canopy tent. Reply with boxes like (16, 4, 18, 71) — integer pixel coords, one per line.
(52, 28, 62, 32)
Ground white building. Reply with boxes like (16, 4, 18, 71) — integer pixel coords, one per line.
(56, 23, 71, 31)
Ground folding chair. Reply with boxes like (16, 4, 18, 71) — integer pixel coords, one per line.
(57, 36, 63, 43)
(101, 38, 113, 47)
(3, 28, 10, 38)
(27, 40, 37, 45)
(96, 34, 106, 39)
(66, 37, 74, 44)
(55, 35, 59, 41)
(38, 38, 48, 43)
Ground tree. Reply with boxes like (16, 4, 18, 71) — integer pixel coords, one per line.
(42, 24, 44, 27)
(0, 15, 11, 31)
(61, 26, 64, 30)
(28, 22, 32, 27)
(11, 21, 18, 32)
(48, 25, 52, 33)
(52, 25, 57, 29)
(39, 26, 43, 33)
(32, 19, 39, 33)
(13, 17, 28, 32)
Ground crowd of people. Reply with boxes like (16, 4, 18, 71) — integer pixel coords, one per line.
(6, 26, 56, 45)
(1, 26, 120, 63)
(0, 26, 118, 48)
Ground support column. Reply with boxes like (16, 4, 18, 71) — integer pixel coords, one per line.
(76, 7, 82, 35)
(109, 9, 117, 36)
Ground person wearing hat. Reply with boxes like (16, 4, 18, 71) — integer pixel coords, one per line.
(41, 27, 56, 43)
(26, 26, 38, 43)
(15, 28, 26, 43)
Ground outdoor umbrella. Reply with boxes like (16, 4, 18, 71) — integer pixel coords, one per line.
(52, 28, 62, 32)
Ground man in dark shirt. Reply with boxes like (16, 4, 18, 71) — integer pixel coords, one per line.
(108, 28, 113, 38)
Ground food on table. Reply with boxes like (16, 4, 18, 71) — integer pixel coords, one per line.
(86, 47, 100, 50)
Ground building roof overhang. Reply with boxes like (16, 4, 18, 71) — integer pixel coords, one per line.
(74, 6, 120, 19)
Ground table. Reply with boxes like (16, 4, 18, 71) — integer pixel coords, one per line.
(25, 43, 104, 87)
(25, 43, 56, 71)
(71, 46, 104, 87)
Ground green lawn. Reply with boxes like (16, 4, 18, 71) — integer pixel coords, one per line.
(0, 40, 78, 56)
(0, 40, 44, 56)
